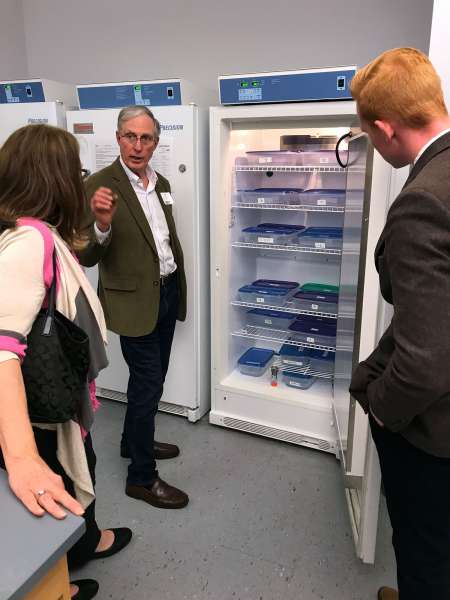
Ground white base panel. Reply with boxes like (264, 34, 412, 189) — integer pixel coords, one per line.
(95, 387, 205, 422)
(210, 369, 336, 453)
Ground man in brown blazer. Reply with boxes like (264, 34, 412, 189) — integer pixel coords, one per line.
(349, 48, 450, 600)
(79, 105, 188, 509)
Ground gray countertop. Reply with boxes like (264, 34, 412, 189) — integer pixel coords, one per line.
(0, 469, 85, 600)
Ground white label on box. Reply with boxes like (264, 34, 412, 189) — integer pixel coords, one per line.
(320, 157, 329, 163)
(258, 157, 272, 164)
(317, 199, 327, 206)
(264, 318, 273, 325)
(258, 236, 274, 244)
(257, 197, 265, 204)
(312, 303, 319, 310)
(256, 297, 265, 303)
(306, 336, 315, 343)
(290, 381, 302, 387)
(315, 242, 326, 249)
(284, 359, 300, 365)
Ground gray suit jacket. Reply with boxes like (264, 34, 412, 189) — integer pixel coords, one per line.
(350, 132, 450, 457)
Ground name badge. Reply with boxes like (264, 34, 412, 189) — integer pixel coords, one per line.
(161, 192, 174, 205)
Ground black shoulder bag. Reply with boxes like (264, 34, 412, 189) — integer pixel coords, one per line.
(21, 251, 91, 423)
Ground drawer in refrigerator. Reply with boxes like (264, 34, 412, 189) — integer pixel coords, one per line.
(299, 150, 347, 166)
(299, 188, 345, 207)
(292, 292, 338, 315)
(242, 226, 298, 245)
(236, 150, 302, 166)
(246, 308, 297, 329)
(238, 347, 274, 377)
(235, 188, 303, 205)
(282, 371, 317, 390)
(238, 285, 292, 307)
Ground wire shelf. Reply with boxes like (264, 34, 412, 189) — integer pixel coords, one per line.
(234, 165, 346, 173)
(231, 325, 336, 352)
(272, 356, 333, 380)
(231, 300, 338, 319)
(231, 203, 345, 213)
(232, 241, 342, 256)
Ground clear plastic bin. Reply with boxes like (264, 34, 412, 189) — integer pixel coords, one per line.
(235, 189, 303, 205)
(288, 316, 337, 347)
(238, 347, 274, 376)
(297, 228, 343, 250)
(282, 371, 316, 390)
(242, 227, 298, 245)
(238, 284, 292, 307)
(299, 189, 345, 208)
(246, 309, 297, 329)
(303, 348, 335, 373)
(252, 279, 299, 293)
(279, 343, 311, 369)
(292, 292, 338, 315)
(236, 151, 302, 167)
(299, 150, 347, 166)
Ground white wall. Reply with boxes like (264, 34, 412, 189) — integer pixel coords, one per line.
(0, 0, 28, 80)
(429, 0, 450, 107)
(19, 0, 433, 100)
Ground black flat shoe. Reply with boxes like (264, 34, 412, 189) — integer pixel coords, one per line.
(71, 579, 99, 599)
(121, 441, 180, 460)
(92, 527, 132, 560)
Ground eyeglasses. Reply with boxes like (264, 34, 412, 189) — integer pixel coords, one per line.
(81, 168, 91, 179)
(119, 132, 156, 146)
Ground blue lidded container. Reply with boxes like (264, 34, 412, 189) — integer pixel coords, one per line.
(288, 316, 337, 347)
(242, 226, 298, 245)
(246, 308, 297, 329)
(282, 371, 316, 390)
(238, 284, 293, 307)
(279, 343, 311, 368)
(292, 291, 338, 315)
(238, 347, 274, 377)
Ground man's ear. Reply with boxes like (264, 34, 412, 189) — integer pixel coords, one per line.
(373, 119, 395, 141)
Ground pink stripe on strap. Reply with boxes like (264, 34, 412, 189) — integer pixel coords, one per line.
(0, 336, 27, 360)
(17, 218, 60, 292)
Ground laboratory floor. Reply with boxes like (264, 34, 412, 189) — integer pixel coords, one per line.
(71, 400, 396, 599)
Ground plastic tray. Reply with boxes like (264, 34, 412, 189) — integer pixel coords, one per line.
(297, 228, 343, 250)
(279, 344, 311, 369)
(282, 371, 316, 390)
(236, 151, 302, 167)
(288, 316, 337, 347)
(299, 150, 346, 166)
(238, 347, 274, 376)
(238, 285, 292, 307)
(300, 189, 345, 207)
(246, 309, 297, 329)
(300, 283, 339, 295)
(235, 189, 303, 205)
(258, 223, 305, 232)
(252, 279, 299, 292)
(242, 227, 298, 245)
(292, 292, 338, 315)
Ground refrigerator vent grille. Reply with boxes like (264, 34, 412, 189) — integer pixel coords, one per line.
(159, 401, 189, 417)
(222, 417, 333, 453)
(96, 388, 126, 403)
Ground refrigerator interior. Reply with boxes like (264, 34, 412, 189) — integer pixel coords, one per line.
(212, 118, 356, 453)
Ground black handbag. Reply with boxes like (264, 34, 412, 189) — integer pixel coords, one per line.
(21, 251, 91, 423)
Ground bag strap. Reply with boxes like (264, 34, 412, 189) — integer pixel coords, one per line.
(42, 251, 57, 336)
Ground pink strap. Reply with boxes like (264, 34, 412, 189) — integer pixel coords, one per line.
(17, 218, 59, 291)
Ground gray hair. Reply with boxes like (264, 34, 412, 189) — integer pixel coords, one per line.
(117, 105, 161, 139)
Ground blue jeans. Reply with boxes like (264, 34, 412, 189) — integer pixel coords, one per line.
(120, 275, 178, 486)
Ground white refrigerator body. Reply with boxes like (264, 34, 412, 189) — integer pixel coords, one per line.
(0, 102, 67, 145)
(209, 101, 407, 563)
(66, 105, 210, 421)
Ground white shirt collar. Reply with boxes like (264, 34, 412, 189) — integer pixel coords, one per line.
(119, 156, 158, 188)
(414, 128, 450, 165)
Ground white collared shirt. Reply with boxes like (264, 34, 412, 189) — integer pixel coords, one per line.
(95, 159, 176, 277)
(414, 128, 450, 165)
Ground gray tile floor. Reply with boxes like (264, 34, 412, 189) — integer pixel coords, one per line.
(72, 400, 396, 599)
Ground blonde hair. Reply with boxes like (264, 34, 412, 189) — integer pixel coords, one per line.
(350, 47, 447, 128)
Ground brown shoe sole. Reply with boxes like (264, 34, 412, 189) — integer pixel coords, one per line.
(125, 486, 189, 509)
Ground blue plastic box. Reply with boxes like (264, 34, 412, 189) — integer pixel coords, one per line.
(238, 284, 293, 307)
(292, 291, 338, 315)
(242, 226, 298, 245)
(238, 347, 274, 376)
(279, 344, 311, 369)
(236, 188, 303, 206)
(288, 316, 337, 347)
(282, 371, 316, 389)
(246, 308, 297, 329)
(297, 227, 343, 250)
(300, 188, 345, 208)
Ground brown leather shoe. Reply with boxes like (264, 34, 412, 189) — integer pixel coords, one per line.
(154, 441, 180, 460)
(125, 477, 189, 509)
(120, 441, 180, 460)
(378, 587, 398, 600)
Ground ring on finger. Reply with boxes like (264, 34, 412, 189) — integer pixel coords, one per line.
(35, 489, 46, 497)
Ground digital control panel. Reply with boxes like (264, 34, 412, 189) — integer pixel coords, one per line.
(0, 81, 45, 104)
(219, 68, 356, 105)
(77, 81, 182, 109)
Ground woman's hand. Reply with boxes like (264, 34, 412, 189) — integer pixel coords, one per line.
(7, 454, 84, 519)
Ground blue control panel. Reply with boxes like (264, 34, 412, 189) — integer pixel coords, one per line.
(0, 81, 45, 104)
(219, 68, 356, 105)
(77, 81, 182, 109)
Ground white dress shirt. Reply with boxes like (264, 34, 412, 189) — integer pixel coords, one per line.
(95, 158, 176, 277)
